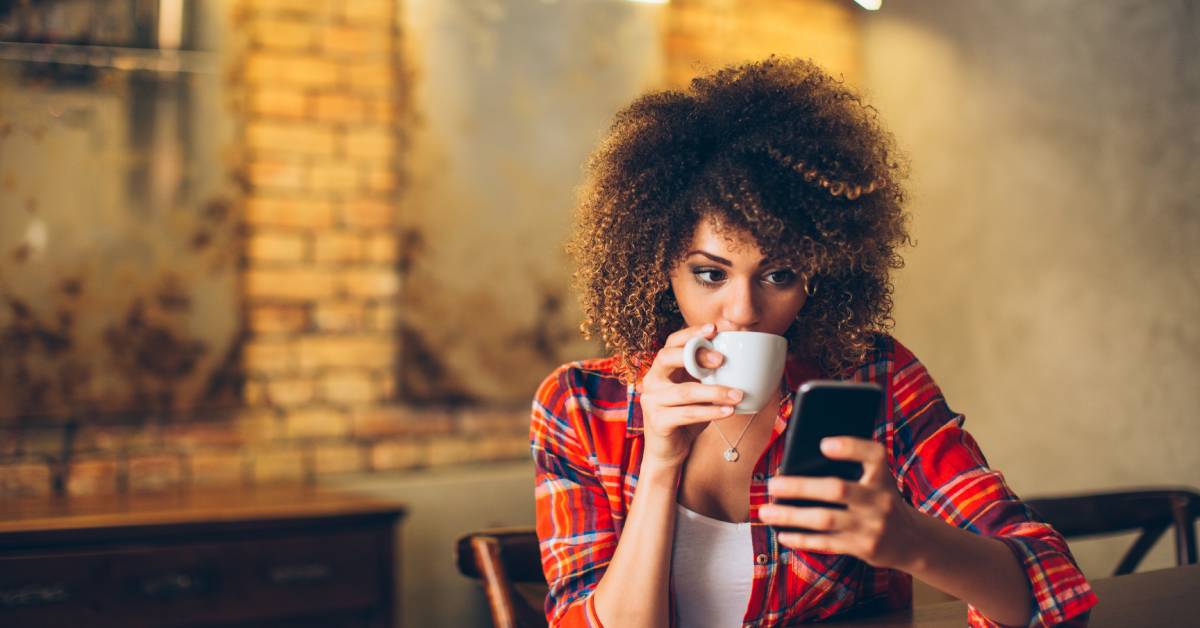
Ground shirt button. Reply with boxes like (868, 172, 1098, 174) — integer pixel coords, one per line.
(755, 553, 769, 565)
(752, 473, 765, 482)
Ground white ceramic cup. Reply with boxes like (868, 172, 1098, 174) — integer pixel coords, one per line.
(682, 331, 787, 414)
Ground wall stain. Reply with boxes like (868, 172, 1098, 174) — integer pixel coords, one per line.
(396, 321, 479, 406)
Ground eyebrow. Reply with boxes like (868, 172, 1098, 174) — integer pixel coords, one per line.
(685, 250, 780, 269)
(685, 250, 733, 266)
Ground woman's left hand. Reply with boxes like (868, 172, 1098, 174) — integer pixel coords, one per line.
(758, 437, 927, 571)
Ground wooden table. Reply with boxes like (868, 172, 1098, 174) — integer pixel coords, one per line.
(827, 564, 1200, 627)
(0, 485, 407, 628)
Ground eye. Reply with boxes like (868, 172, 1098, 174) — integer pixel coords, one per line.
(763, 269, 797, 286)
(691, 267, 726, 285)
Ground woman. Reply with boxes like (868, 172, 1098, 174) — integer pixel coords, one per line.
(531, 58, 1096, 627)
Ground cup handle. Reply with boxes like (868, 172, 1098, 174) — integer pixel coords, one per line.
(682, 335, 716, 381)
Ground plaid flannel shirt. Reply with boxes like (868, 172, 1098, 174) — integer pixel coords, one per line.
(531, 335, 1097, 627)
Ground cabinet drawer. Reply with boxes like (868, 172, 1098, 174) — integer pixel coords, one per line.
(0, 526, 388, 628)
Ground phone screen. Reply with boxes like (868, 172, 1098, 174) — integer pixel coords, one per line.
(774, 381, 883, 510)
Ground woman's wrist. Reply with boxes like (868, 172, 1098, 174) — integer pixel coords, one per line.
(638, 458, 684, 490)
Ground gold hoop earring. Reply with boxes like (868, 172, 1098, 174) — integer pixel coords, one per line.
(803, 276, 817, 298)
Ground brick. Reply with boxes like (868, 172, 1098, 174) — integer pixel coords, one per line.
(347, 63, 392, 92)
(314, 93, 366, 122)
(365, 165, 397, 192)
(0, 461, 53, 497)
(128, 454, 183, 493)
(245, 198, 335, 229)
(314, 444, 365, 475)
(266, 377, 318, 407)
(344, 127, 393, 160)
(366, 99, 396, 125)
(314, 301, 365, 332)
(314, 232, 363, 264)
(352, 406, 453, 438)
(309, 162, 360, 193)
(246, 231, 307, 263)
(247, 121, 337, 156)
(457, 408, 529, 435)
(243, 339, 297, 373)
(365, 303, 397, 332)
(160, 421, 248, 449)
(479, 432, 532, 462)
(67, 458, 121, 496)
(364, 233, 397, 263)
(339, 268, 399, 298)
(297, 335, 393, 370)
(190, 449, 247, 487)
(251, 447, 307, 483)
(283, 408, 349, 439)
(245, 268, 338, 300)
(340, 199, 395, 228)
(245, 53, 340, 88)
(251, 18, 316, 51)
(249, 87, 308, 118)
(246, 0, 333, 19)
(247, 160, 304, 190)
(427, 436, 482, 467)
(235, 410, 282, 442)
(369, 439, 428, 471)
(248, 304, 310, 334)
(319, 371, 379, 404)
(342, 0, 393, 24)
(73, 424, 161, 455)
(321, 26, 382, 56)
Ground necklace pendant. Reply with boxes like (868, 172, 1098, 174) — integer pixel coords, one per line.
(723, 447, 739, 462)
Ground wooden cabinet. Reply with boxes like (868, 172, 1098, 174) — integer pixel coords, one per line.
(0, 485, 406, 628)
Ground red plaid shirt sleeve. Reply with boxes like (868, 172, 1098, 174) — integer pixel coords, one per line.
(887, 341, 1098, 627)
(531, 364, 613, 628)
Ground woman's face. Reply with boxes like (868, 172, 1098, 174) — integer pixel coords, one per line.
(668, 217, 808, 336)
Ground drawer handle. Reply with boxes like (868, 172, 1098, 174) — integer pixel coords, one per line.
(139, 571, 213, 598)
(1, 584, 69, 608)
(268, 562, 332, 585)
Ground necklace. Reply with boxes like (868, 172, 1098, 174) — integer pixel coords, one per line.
(712, 407, 760, 462)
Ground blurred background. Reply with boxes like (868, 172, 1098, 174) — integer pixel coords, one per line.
(0, 0, 1196, 626)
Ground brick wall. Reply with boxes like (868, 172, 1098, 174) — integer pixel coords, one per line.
(663, 0, 860, 88)
(0, 0, 529, 498)
(0, 0, 861, 499)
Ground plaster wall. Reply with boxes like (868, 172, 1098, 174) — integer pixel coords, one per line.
(863, 1, 1199, 576)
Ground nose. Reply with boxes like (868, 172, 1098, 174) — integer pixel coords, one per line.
(721, 278, 760, 330)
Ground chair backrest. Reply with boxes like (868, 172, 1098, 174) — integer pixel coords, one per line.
(455, 527, 549, 628)
(1025, 488, 1200, 576)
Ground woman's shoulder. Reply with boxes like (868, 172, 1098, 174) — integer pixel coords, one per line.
(535, 356, 632, 408)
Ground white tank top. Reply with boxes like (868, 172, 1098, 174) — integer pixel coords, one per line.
(671, 503, 754, 628)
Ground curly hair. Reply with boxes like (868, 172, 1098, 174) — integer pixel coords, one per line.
(567, 57, 911, 380)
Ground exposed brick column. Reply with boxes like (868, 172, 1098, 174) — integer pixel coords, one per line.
(236, 0, 402, 480)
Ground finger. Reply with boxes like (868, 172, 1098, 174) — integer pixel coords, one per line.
(820, 437, 885, 465)
(821, 437, 890, 486)
(767, 476, 868, 506)
(776, 530, 846, 554)
(662, 322, 717, 348)
(657, 382, 743, 407)
(658, 403, 736, 427)
(759, 505, 852, 532)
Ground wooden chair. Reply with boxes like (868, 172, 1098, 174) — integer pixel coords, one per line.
(455, 528, 549, 628)
(1025, 488, 1200, 576)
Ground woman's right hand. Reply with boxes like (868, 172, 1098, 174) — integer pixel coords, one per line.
(639, 323, 745, 468)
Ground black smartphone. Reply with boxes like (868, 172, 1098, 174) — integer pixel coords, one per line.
(774, 380, 883, 510)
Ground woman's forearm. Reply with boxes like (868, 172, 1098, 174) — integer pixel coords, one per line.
(591, 460, 681, 628)
(905, 514, 1033, 626)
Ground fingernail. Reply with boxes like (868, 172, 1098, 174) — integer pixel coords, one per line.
(759, 506, 775, 518)
(703, 323, 715, 333)
(820, 438, 838, 454)
(721, 406, 734, 415)
(727, 390, 743, 401)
